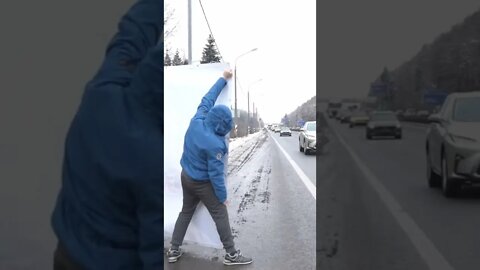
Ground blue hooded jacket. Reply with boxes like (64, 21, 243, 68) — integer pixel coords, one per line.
(51, 0, 164, 269)
(180, 78, 233, 203)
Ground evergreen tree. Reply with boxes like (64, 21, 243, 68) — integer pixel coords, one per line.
(200, 34, 221, 64)
(172, 50, 183, 66)
(164, 51, 172, 66)
(380, 67, 391, 83)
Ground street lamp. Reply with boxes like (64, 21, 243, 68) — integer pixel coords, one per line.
(234, 48, 258, 124)
(248, 78, 262, 134)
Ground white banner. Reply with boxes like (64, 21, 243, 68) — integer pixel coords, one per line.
(164, 63, 232, 249)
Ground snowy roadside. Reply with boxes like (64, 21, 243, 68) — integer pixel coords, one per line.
(228, 131, 264, 152)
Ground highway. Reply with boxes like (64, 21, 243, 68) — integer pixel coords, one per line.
(318, 114, 480, 270)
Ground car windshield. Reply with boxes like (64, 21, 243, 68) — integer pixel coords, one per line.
(453, 97, 480, 122)
(306, 123, 316, 131)
(371, 113, 397, 121)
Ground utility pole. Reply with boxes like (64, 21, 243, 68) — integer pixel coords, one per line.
(253, 102, 255, 130)
(234, 48, 257, 134)
(187, 0, 192, 64)
(247, 91, 250, 134)
(234, 69, 238, 119)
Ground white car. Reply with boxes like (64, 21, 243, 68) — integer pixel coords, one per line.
(299, 121, 316, 155)
(426, 92, 480, 197)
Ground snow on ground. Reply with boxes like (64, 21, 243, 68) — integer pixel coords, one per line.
(229, 131, 264, 152)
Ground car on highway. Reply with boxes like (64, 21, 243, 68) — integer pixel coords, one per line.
(274, 126, 281, 133)
(349, 111, 369, 127)
(402, 108, 416, 120)
(341, 111, 352, 124)
(280, 127, 292, 136)
(327, 101, 342, 118)
(366, 111, 402, 139)
(299, 121, 316, 155)
(426, 92, 480, 197)
(416, 110, 430, 118)
(335, 110, 344, 121)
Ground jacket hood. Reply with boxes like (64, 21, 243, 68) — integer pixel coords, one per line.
(205, 105, 233, 136)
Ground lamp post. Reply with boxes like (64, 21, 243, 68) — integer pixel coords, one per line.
(234, 48, 258, 135)
(248, 78, 262, 134)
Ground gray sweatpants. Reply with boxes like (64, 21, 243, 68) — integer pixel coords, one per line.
(170, 170, 236, 253)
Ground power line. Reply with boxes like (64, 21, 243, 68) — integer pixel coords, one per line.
(198, 0, 224, 62)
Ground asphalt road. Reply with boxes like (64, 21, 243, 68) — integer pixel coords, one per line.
(318, 115, 480, 270)
(164, 130, 316, 269)
(269, 130, 317, 186)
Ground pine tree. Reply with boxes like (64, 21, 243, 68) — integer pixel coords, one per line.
(164, 51, 172, 66)
(172, 50, 183, 66)
(200, 34, 221, 64)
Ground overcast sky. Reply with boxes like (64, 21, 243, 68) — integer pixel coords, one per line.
(165, 0, 316, 123)
(318, 0, 480, 99)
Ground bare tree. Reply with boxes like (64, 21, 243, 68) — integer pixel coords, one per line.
(164, 3, 177, 45)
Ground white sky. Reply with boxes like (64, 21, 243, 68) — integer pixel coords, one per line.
(165, 0, 316, 123)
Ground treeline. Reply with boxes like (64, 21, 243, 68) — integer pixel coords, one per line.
(374, 9, 480, 109)
(165, 35, 221, 66)
(285, 96, 316, 127)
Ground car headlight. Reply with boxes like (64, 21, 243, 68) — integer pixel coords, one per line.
(448, 134, 476, 144)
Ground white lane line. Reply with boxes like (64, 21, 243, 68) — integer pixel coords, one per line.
(269, 132, 316, 200)
(330, 126, 454, 270)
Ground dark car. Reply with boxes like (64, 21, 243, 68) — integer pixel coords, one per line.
(280, 127, 292, 136)
(366, 111, 402, 139)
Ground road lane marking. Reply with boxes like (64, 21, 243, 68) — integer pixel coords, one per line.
(269, 132, 316, 200)
(330, 125, 454, 270)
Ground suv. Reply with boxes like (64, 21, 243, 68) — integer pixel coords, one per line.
(299, 121, 316, 155)
(426, 92, 480, 197)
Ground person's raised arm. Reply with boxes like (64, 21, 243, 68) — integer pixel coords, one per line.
(88, 0, 162, 89)
(192, 69, 233, 120)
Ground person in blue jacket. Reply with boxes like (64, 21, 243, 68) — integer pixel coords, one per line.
(166, 70, 253, 266)
(51, 0, 164, 269)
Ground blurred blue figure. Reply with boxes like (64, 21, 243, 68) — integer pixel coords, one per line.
(51, 0, 164, 269)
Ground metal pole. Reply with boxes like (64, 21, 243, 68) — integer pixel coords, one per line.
(247, 91, 250, 134)
(253, 102, 255, 130)
(234, 67, 237, 119)
(233, 48, 257, 137)
(188, 0, 192, 64)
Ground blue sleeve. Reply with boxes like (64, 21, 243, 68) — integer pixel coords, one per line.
(193, 78, 227, 120)
(207, 148, 227, 203)
(87, 0, 162, 89)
